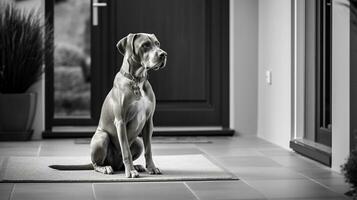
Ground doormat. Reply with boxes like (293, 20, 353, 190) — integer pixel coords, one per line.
(0, 154, 238, 182)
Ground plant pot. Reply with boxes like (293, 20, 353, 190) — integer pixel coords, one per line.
(0, 93, 36, 141)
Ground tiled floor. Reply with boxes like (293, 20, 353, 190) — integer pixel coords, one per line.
(0, 135, 351, 200)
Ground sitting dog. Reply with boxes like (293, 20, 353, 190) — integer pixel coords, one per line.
(50, 33, 167, 178)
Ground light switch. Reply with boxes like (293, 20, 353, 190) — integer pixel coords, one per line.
(266, 70, 272, 85)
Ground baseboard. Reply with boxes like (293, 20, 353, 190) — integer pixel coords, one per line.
(42, 128, 235, 138)
(290, 139, 331, 166)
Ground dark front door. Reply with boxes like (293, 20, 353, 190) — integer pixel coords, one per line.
(97, 0, 230, 127)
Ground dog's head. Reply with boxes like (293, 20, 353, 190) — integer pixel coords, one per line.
(117, 33, 167, 70)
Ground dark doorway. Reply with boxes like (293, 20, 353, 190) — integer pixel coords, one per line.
(44, 0, 231, 136)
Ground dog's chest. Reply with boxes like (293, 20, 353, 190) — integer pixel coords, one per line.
(126, 94, 153, 123)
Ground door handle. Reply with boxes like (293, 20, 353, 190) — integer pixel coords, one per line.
(92, 0, 107, 26)
(93, 2, 107, 7)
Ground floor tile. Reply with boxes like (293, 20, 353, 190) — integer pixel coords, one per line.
(218, 156, 282, 169)
(246, 179, 345, 199)
(0, 139, 41, 157)
(0, 183, 13, 200)
(198, 146, 264, 157)
(41, 139, 83, 146)
(296, 167, 345, 179)
(314, 177, 351, 194)
(233, 167, 305, 180)
(187, 181, 266, 200)
(11, 183, 94, 200)
(258, 148, 297, 157)
(315, 176, 349, 187)
(152, 136, 213, 144)
(196, 138, 277, 149)
(0, 147, 39, 156)
(324, 184, 351, 196)
(0, 141, 41, 148)
(152, 147, 203, 155)
(94, 182, 197, 200)
(269, 155, 324, 170)
(152, 143, 197, 149)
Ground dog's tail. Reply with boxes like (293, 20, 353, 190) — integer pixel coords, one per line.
(49, 164, 93, 170)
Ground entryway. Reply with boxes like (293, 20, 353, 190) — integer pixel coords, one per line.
(44, 0, 232, 137)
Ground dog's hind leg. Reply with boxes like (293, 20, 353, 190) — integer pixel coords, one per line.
(131, 138, 143, 160)
(90, 130, 114, 174)
(131, 138, 146, 172)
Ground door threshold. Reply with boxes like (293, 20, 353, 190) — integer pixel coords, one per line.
(290, 139, 331, 166)
(43, 126, 235, 138)
(153, 128, 234, 136)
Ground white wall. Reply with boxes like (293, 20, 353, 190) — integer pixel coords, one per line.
(230, 0, 258, 136)
(257, 0, 292, 149)
(27, 76, 45, 140)
(232, 0, 351, 171)
(332, 0, 350, 171)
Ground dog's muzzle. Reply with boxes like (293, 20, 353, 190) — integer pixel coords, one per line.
(156, 51, 167, 70)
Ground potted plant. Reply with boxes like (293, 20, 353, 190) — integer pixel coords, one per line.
(0, 2, 52, 140)
(341, 150, 357, 199)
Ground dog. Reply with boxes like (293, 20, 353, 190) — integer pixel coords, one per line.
(50, 33, 167, 178)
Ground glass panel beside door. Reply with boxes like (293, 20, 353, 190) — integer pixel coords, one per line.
(54, 0, 91, 118)
(44, 0, 105, 129)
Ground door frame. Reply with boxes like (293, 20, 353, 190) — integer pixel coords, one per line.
(290, 0, 332, 166)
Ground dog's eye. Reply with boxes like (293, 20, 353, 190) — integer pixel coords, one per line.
(155, 41, 160, 47)
(142, 42, 151, 49)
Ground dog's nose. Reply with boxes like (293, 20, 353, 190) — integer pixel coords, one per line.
(159, 51, 167, 59)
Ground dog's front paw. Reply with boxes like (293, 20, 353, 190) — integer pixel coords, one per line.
(147, 166, 162, 175)
(125, 169, 140, 178)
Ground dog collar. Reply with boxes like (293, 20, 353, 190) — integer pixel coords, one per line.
(119, 69, 146, 83)
(120, 69, 146, 99)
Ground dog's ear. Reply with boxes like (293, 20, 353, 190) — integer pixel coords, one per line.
(151, 34, 157, 40)
(116, 33, 137, 56)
